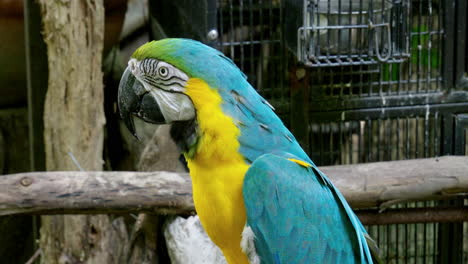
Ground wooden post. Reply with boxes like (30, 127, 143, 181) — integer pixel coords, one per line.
(36, 1, 126, 263)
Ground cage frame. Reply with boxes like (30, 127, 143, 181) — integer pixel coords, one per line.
(297, 0, 412, 67)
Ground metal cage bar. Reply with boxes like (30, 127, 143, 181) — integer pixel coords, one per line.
(298, 0, 411, 67)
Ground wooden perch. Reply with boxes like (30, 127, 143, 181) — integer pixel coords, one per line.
(321, 155, 468, 209)
(0, 156, 466, 218)
(0, 171, 194, 216)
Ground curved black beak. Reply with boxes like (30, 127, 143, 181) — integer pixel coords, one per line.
(118, 67, 165, 138)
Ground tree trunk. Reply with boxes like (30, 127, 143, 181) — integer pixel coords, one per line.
(38, 1, 127, 263)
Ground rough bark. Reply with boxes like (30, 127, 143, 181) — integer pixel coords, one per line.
(0, 171, 193, 215)
(322, 155, 468, 209)
(37, 1, 126, 263)
(0, 156, 466, 216)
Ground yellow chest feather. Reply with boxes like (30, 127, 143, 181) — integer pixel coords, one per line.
(184, 78, 250, 263)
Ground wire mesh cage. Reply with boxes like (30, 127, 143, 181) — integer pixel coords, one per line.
(215, 0, 287, 105)
(297, 0, 411, 66)
(307, 0, 445, 104)
(150, 0, 468, 262)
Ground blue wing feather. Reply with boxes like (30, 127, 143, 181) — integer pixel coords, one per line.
(243, 154, 372, 264)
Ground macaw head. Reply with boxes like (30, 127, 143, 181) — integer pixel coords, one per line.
(118, 38, 247, 138)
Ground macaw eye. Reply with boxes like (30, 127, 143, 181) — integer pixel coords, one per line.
(159, 66, 169, 77)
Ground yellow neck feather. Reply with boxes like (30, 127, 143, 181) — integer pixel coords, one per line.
(183, 78, 250, 264)
(184, 78, 246, 167)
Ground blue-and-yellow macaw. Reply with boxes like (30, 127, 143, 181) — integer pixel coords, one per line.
(118, 38, 378, 264)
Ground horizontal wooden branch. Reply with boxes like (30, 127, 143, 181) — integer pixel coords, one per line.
(0, 171, 194, 216)
(0, 156, 466, 220)
(323, 156, 468, 209)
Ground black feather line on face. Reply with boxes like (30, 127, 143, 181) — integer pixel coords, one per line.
(148, 59, 154, 75)
(142, 74, 187, 84)
(157, 74, 187, 82)
(140, 58, 159, 76)
(140, 59, 147, 73)
(155, 81, 186, 89)
(142, 76, 186, 91)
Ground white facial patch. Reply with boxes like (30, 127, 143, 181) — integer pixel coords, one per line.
(241, 225, 260, 264)
(129, 58, 189, 93)
(128, 58, 195, 123)
(150, 89, 195, 123)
